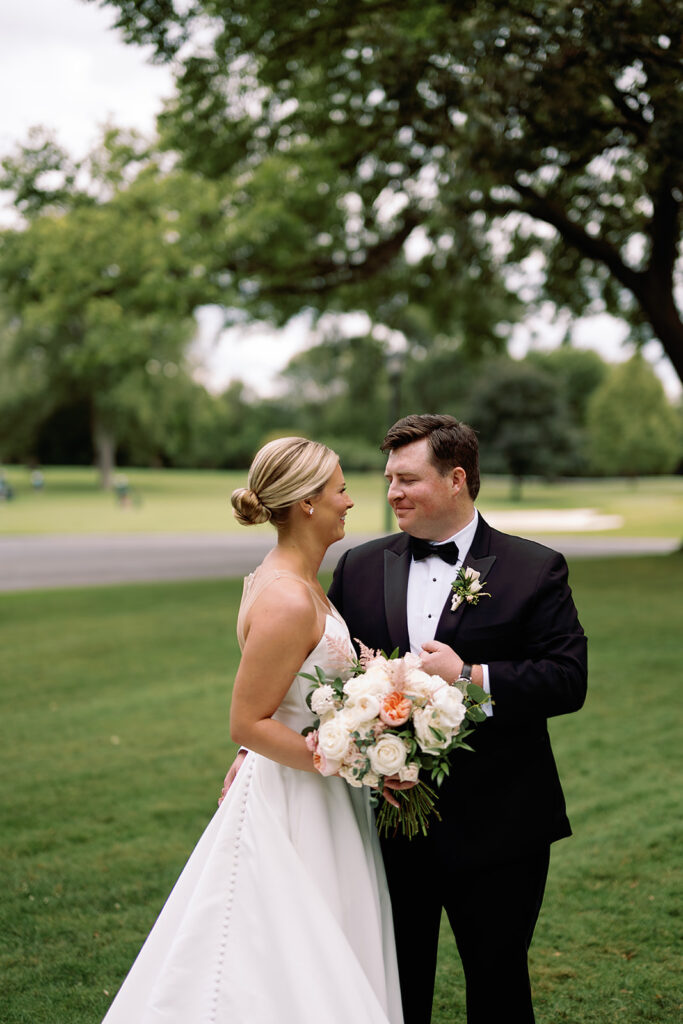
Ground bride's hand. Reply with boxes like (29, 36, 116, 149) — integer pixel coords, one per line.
(218, 748, 247, 805)
(382, 775, 418, 808)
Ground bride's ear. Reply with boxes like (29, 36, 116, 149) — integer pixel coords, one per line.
(299, 498, 315, 518)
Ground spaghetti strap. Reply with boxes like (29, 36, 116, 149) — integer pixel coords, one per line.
(236, 566, 334, 650)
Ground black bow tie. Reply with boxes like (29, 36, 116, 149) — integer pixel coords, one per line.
(410, 537, 460, 565)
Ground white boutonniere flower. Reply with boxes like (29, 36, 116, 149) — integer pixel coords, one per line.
(450, 566, 491, 612)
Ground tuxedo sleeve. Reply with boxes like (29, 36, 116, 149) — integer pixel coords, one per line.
(487, 551, 587, 720)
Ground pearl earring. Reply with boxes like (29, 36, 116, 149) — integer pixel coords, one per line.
(308, 508, 314, 516)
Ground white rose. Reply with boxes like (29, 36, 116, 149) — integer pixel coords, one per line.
(367, 734, 408, 776)
(431, 683, 466, 729)
(413, 707, 452, 753)
(344, 665, 392, 701)
(318, 717, 353, 762)
(463, 567, 481, 583)
(336, 706, 373, 736)
(339, 763, 364, 788)
(345, 692, 381, 723)
(398, 762, 420, 783)
(362, 769, 381, 788)
(403, 668, 444, 702)
(310, 684, 337, 716)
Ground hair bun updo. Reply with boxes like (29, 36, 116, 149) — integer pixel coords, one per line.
(231, 487, 271, 526)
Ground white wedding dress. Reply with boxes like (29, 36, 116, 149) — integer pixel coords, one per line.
(103, 569, 403, 1024)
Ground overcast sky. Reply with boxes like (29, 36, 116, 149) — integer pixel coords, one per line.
(0, 0, 679, 400)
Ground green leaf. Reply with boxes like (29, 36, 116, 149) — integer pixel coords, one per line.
(466, 706, 488, 723)
(466, 683, 488, 704)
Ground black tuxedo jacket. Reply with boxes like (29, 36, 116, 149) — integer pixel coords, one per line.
(328, 515, 588, 867)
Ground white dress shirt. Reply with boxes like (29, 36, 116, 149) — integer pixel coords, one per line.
(406, 510, 493, 715)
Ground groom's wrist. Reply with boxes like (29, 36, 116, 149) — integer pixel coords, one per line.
(458, 663, 483, 687)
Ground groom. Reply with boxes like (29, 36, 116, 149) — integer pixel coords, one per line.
(327, 413, 587, 1024)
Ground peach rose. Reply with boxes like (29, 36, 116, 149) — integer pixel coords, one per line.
(379, 691, 413, 727)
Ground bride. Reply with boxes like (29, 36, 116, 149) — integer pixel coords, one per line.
(102, 437, 404, 1024)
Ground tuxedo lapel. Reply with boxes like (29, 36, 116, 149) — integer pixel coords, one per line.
(434, 517, 497, 643)
(384, 541, 412, 654)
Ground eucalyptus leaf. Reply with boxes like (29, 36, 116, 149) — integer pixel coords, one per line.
(466, 683, 488, 704)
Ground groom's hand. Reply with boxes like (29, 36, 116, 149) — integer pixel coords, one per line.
(420, 640, 462, 683)
(382, 775, 418, 808)
(218, 748, 247, 805)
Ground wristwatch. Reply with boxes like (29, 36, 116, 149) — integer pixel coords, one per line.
(458, 663, 473, 683)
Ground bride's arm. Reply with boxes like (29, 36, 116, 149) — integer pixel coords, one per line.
(229, 580, 322, 773)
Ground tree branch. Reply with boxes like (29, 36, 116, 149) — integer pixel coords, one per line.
(513, 182, 643, 293)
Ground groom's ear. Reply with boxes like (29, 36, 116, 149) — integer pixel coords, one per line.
(451, 466, 467, 495)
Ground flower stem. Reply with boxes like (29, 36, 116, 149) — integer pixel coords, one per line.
(375, 781, 442, 840)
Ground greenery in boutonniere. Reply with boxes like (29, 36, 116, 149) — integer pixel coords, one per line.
(450, 566, 491, 612)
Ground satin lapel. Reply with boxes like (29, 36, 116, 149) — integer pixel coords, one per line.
(384, 544, 412, 654)
(434, 519, 497, 643)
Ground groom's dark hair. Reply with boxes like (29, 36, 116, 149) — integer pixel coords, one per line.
(380, 414, 480, 500)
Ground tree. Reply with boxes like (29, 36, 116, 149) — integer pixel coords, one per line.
(0, 305, 49, 463)
(281, 330, 390, 443)
(91, 0, 683, 381)
(525, 347, 608, 427)
(468, 358, 582, 498)
(585, 352, 679, 475)
(0, 129, 219, 486)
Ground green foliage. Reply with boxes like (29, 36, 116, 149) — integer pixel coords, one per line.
(0, 310, 50, 462)
(526, 347, 608, 426)
(91, 0, 683, 380)
(585, 353, 680, 475)
(468, 358, 583, 497)
(280, 331, 393, 454)
(0, 128, 224, 484)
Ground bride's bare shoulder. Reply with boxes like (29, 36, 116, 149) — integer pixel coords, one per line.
(242, 572, 319, 641)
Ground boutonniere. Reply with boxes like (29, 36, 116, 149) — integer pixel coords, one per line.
(450, 566, 491, 611)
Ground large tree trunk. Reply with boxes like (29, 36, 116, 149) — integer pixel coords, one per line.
(516, 184, 683, 387)
(633, 279, 683, 385)
(92, 410, 116, 490)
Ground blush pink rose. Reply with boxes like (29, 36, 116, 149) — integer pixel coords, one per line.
(313, 749, 341, 776)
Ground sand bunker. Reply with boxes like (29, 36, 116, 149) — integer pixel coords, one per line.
(482, 508, 623, 532)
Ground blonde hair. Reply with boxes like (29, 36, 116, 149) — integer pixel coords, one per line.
(231, 437, 339, 527)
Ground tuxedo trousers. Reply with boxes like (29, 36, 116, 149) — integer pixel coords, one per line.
(381, 833, 550, 1024)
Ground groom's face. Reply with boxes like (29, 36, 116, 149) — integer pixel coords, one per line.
(384, 438, 458, 541)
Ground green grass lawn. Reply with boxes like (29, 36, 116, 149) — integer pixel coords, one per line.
(0, 465, 681, 537)
(0, 554, 681, 1023)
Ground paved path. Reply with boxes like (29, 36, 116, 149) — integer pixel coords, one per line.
(0, 532, 679, 592)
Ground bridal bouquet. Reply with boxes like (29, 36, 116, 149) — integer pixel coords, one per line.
(301, 641, 491, 838)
